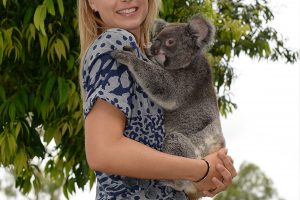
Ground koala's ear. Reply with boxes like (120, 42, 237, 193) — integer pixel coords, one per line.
(187, 15, 214, 47)
(152, 19, 167, 37)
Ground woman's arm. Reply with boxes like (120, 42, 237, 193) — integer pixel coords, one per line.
(85, 98, 236, 193)
(85, 98, 209, 182)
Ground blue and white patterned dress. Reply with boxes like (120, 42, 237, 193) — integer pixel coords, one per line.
(82, 28, 188, 200)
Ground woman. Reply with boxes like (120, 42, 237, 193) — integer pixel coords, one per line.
(78, 0, 237, 199)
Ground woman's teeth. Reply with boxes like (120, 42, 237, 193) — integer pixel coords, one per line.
(117, 8, 137, 14)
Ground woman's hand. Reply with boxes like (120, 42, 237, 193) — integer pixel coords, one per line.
(193, 150, 223, 192)
(194, 148, 237, 197)
(203, 148, 237, 197)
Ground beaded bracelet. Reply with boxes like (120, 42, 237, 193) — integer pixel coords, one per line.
(195, 158, 210, 183)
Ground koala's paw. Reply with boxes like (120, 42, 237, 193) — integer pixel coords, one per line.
(123, 46, 134, 52)
(111, 49, 134, 61)
(110, 49, 123, 59)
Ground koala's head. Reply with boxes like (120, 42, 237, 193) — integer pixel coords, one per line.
(150, 15, 214, 70)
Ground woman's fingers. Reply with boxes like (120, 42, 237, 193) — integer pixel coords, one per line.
(202, 177, 224, 197)
(218, 150, 237, 178)
(205, 178, 225, 196)
(201, 149, 237, 197)
(216, 164, 232, 185)
(227, 155, 234, 164)
(203, 164, 233, 197)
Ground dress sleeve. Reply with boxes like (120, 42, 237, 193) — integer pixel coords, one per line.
(81, 29, 138, 119)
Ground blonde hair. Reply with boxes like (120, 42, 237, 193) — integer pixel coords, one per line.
(78, 0, 160, 64)
(78, 0, 160, 101)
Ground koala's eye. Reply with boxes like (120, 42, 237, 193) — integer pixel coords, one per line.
(165, 38, 175, 47)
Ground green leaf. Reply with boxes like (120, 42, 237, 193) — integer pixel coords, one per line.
(38, 32, 48, 55)
(0, 132, 17, 164)
(75, 119, 83, 135)
(57, 77, 68, 106)
(56, 0, 64, 18)
(34, 5, 47, 35)
(29, 23, 36, 39)
(15, 122, 22, 138)
(54, 38, 66, 60)
(23, 177, 32, 194)
(44, 126, 56, 144)
(12, 35, 22, 61)
(44, 75, 56, 100)
(7, 133, 17, 156)
(67, 54, 75, 72)
(44, 0, 55, 16)
(40, 100, 49, 120)
(63, 184, 69, 199)
(0, 135, 6, 163)
(26, 24, 36, 51)
(54, 129, 62, 145)
(61, 123, 68, 136)
(9, 102, 16, 121)
(14, 98, 25, 115)
(14, 148, 28, 175)
(2, 0, 7, 8)
(67, 178, 76, 194)
(3, 28, 13, 57)
(61, 33, 70, 51)
(23, 7, 35, 25)
(33, 177, 41, 193)
(161, 0, 174, 17)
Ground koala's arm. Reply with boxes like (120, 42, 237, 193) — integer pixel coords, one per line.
(111, 50, 179, 111)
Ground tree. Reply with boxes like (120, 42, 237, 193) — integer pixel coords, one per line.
(0, 167, 62, 200)
(0, 0, 298, 198)
(213, 162, 285, 200)
(0, 0, 94, 198)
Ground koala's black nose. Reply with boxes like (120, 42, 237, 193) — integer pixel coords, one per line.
(151, 40, 161, 55)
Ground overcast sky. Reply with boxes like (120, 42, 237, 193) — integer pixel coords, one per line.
(219, 0, 300, 199)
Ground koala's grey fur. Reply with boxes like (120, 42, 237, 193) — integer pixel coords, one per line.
(111, 15, 225, 200)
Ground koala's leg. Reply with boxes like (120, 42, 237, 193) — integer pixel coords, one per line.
(188, 118, 225, 158)
(162, 131, 197, 158)
(111, 50, 178, 110)
(162, 131, 201, 198)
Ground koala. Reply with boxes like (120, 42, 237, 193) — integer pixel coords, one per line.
(111, 15, 225, 200)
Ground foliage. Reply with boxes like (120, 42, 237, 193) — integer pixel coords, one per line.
(214, 162, 285, 200)
(0, 0, 298, 198)
(0, 167, 62, 200)
(0, 0, 94, 198)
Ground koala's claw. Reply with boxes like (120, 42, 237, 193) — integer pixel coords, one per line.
(111, 50, 129, 60)
(123, 46, 134, 52)
(111, 50, 136, 68)
(111, 48, 135, 58)
(110, 50, 120, 59)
